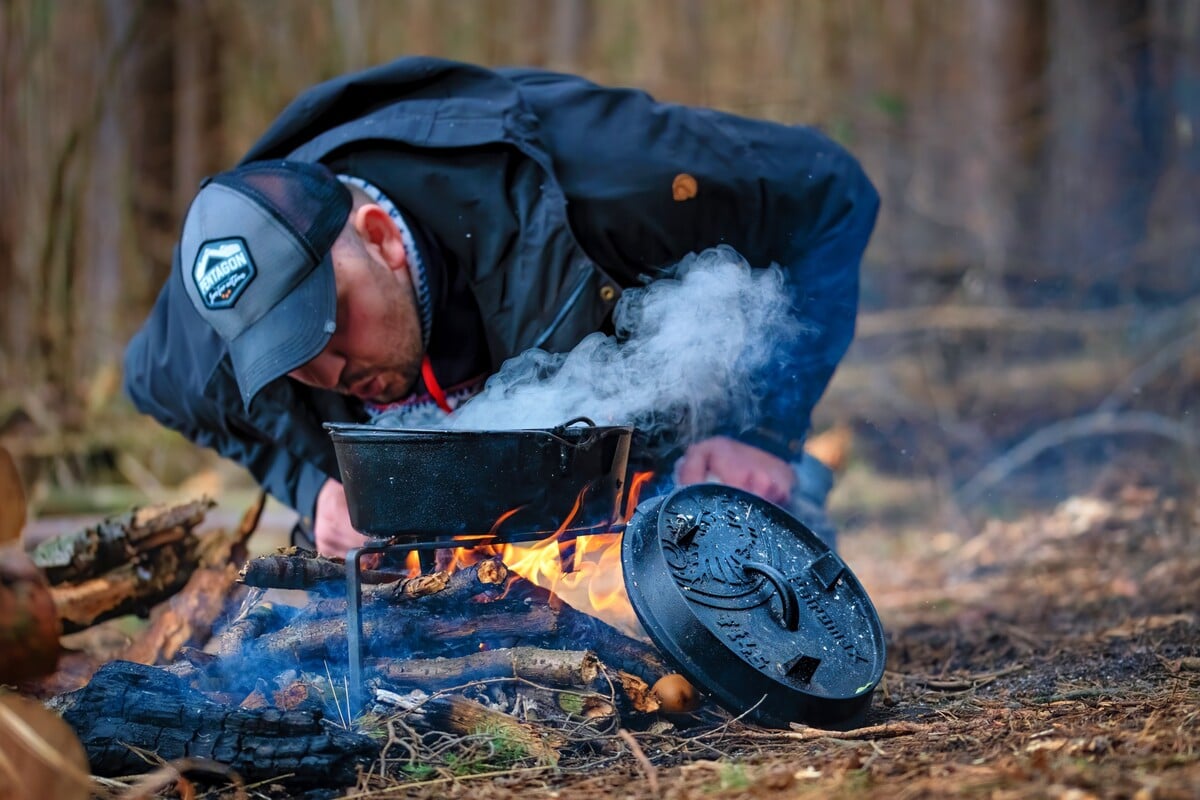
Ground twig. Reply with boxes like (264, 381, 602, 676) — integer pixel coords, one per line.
(957, 411, 1197, 508)
(784, 720, 926, 741)
(1097, 327, 1200, 413)
(1030, 688, 1120, 704)
(339, 765, 554, 797)
(617, 729, 659, 797)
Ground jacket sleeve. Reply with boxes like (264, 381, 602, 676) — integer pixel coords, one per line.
(122, 274, 336, 523)
(504, 69, 880, 459)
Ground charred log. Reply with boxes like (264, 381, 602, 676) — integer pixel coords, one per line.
(57, 661, 377, 788)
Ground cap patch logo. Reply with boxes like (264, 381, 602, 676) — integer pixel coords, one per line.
(193, 238, 256, 310)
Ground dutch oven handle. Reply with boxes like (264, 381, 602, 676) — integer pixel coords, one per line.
(547, 416, 599, 448)
(743, 561, 801, 631)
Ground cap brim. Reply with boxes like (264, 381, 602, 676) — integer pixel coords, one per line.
(227, 252, 337, 407)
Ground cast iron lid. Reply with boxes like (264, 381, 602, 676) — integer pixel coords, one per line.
(620, 483, 886, 730)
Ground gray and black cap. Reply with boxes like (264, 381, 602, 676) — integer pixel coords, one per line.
(179, 160, 352, 406)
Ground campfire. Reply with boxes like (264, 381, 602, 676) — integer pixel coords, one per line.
(5, 422, 885, 793)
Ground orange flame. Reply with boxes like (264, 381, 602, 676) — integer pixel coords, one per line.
(428, 473, 657, 639)
(498, 472, 656, 638)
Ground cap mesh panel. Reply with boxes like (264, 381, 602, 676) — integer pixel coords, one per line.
(211, 161, 351, 261)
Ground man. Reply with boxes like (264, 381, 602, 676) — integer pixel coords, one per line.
(124, 57, 878, 558)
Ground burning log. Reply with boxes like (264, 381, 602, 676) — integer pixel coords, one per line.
(249, 599, 563, 664)
(506, 579, 670, 683)
(0, 543, 61, 683)
(239, 546, 402, 589)
(55, 661, 378, 788)
(371, 646, 600, 690)
(301, 557, 508, 617)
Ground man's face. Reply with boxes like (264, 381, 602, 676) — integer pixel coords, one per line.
(287, 231, 423, 404)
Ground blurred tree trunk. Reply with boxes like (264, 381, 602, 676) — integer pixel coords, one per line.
(1042, 0, 1160, 301)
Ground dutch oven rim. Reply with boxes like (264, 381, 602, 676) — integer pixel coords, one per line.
(324, 418, 633, 447)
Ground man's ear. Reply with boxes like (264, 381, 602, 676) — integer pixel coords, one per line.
(352, 204, 407, 272)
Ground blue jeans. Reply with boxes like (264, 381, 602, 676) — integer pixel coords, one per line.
(789, 452, 838, 551)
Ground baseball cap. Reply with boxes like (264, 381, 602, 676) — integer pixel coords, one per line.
(179, 160, 352, 406)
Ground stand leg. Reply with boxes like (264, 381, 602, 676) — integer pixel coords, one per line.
(346, 542, 390, 712)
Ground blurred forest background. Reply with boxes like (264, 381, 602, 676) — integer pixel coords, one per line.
(3, 0, 1200, 522)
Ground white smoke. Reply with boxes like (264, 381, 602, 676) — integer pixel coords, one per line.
(435, 246, 806, 444)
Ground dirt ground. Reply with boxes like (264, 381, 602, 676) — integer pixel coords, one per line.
(341, 468, 1197, 800)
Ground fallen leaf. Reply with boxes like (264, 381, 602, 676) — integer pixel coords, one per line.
(0, 693, 90, 800)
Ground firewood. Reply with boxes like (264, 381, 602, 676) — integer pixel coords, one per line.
(55, 661, 378, 788)
(49, 538, 198, 633)
(250, 600, 563, 664)
(119, 497, 263, 665)
(502, 684, 619, 735)
(406, 694, 561, 763)
(0, 543, 61, 683)
(239, 546, 402, 589)
(119, 564, 243, 665)
(210, 600, 293, 659)
(29, 498, 213, 585)
(435, 556, 508, 601)
(511, 580, 670, 683)
(303, 557, 510, 617)
(372, 646, 600, 690)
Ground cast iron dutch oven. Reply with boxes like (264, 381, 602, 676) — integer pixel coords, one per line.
(621, 483, 887, 730)
(325, 417, 632, 540)
(328, 418, 885, 729)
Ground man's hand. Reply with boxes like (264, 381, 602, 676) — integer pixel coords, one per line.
(314, 478, 368, 558)
(674, 436, 795, 504)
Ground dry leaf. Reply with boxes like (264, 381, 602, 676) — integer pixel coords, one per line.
(0, 693, 91, 800)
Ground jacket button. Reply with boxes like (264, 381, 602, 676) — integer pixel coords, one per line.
(599, 285, 617, 302)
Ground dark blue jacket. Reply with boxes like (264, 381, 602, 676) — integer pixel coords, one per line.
(124, 58, 878, 525)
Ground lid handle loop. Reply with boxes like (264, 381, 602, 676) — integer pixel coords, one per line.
(743, 561, 800, 631)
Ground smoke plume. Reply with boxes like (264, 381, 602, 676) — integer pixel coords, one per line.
(440, 246, 805, 444)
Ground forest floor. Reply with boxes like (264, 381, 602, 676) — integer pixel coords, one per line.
(18, 453, 1200, 800)
(352, 469, 1198, 800)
